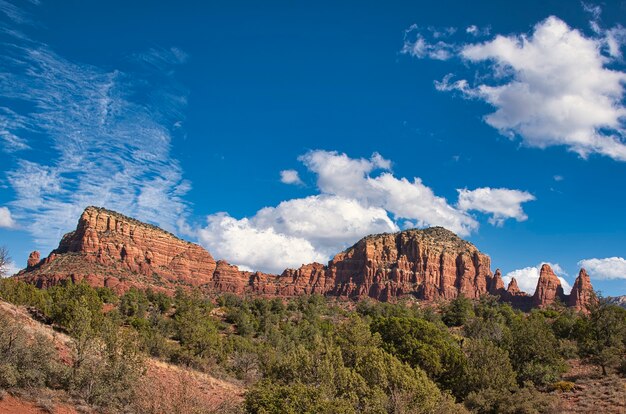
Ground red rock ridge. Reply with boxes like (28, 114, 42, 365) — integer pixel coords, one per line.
(15, 207, 594, 310)
(18, 206, 217, 293)
(326, 227, 495, 301)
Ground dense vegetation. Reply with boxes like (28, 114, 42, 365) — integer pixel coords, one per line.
(0, 278, 624, 413)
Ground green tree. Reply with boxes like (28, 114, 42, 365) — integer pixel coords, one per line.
(576, 300, 626, 375)
(507, 313, 566, 385)
(463, 339, 516, 395)
(370, 316, 468, 397)
(119, 288, 150, 319)
(442, 295, 474, 327)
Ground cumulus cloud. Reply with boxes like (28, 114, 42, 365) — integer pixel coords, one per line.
(299, 150, 481, 235)
(409, 15, 626, 161)
(578, 257, 626, 280)
(503, 263, 572, 295)
(199, 150, 533, 273)
(0, 207, 16, 229)
(280, 169, 303, 185)
(198, 213, 328, 274)
(0, 3, 191, 248)
(199, 195, 398, 273)
(456, 188, 535, 226)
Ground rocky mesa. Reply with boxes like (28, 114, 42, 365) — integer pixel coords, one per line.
(16, 206, 595, 310)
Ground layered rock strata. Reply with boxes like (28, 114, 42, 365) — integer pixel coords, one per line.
(17, 207, 595, 310)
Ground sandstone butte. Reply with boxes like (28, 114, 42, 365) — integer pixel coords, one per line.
(16, 206, 595, 311)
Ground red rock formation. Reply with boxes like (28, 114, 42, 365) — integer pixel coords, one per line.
(15, 206, 593, 310)
(532, 264, 566, 308)
(489, 269, 505, 295)
(506, 277, 521, 295)
(26, 251, 40, 269)
(327, 227, 495, 301)
(18, 207, 216, 293)
(569, 268, 595, 311)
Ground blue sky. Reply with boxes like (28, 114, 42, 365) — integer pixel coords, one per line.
(1, 0, 625, 296)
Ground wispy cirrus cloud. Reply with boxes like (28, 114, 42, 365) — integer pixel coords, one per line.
(405, 9, 626, 161)
(0, 1, 191, 249)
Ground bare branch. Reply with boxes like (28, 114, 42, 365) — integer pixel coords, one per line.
(0, 246, 11, 277)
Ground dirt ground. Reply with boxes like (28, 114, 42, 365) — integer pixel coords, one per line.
(556, 359, 626, 413)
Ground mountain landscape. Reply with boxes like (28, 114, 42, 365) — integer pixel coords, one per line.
(1, 1, 626, 413)
(17, 206, 596, 312)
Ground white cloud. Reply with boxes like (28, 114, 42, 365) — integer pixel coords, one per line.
(2, 261, 21, 277)
(1, 5, 191, 250)
(199, 195, 398, 273)
(553, 175, 564, 182)
(300, 150, 478, 236)
(198, 213, 328, 274)
(503, 263, 572, 295)
(280, 169, 303, 185)
(456, 187, 535, 226)
(466, 25, 490, 37)
(0, 207, 16, 229)
(199, 150, 532, 273)
(411, 16, 626, 161)
(578, 257, 626, 280)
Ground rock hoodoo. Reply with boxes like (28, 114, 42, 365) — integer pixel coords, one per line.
(16, 206, 594, 310)
(568, 268, 596, 311)
(532, 264, 566, 308)
(26, 251, 41, 269)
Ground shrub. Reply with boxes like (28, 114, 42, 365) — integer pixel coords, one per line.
(0, 312, 65, 390)
(463, 339, 516, 395)
(465, 384, 558, 414)
(549, 381, 576, 392)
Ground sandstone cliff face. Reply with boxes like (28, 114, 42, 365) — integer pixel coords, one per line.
(326, 227, 495, 301)
(532, 264, 566, 308)
(18, 207, 217, 293)
(569, 268, 596, 311)
(16, 207, 593, 310)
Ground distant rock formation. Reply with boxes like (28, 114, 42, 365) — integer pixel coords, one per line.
(489, 269, 505, 295)
(606, 295, 626, 309)
(506, 277, 521, 295)
(568, 268, 596, 311)
(15, 206, 594, 310)
(26, 251, 40, 269)
(532, 264, 566, 308)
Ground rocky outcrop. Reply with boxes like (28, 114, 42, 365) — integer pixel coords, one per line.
(18, 207, 217, 293)
(15, 207, 594, 310)
(506, 277, 521, 295)
(26, 251, 40, 269)
(489, 269, 505, 295)
(326, 227, 495, 301)
(569, 268, 595, 311)
(532, 264, 566, 308)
